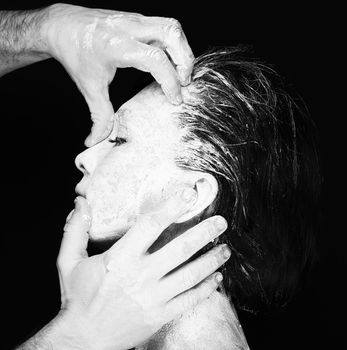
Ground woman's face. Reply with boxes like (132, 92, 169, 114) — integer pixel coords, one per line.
(75, 83, 187, 240)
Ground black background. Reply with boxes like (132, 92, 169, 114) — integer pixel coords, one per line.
(1, 1, 342, 349)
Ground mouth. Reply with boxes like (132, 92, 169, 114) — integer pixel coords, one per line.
(75, 184, 87, 199)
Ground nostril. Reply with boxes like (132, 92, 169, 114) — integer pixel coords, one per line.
(75, 149, 98, 176)
(78, 162, 87, 173)
(75, 155, 87, 174)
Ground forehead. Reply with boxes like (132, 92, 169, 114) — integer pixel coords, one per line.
(116, 83, 183, 145)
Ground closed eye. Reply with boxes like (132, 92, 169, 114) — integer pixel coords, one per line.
(109, 137, 127, 146)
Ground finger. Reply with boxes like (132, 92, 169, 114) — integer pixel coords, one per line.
(164, 272, 222, 322)
(116, 40, 182, 105)
(57, 196, 91, 274)
(158, 244, 230, 301)
(134, 17, 195, 86)
(106, 186, 197, 259)
(81, 82, 116, 147)
(151, 215, 228, 277)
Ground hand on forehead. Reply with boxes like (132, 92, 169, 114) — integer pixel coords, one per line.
(112, 82, 188, 139)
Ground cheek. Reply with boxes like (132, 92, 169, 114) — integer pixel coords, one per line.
(87, 152, 142, 234)
(86, 147, 178, 237)
(138, 166, 181, 214)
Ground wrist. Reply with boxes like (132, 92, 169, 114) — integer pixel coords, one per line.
(46, 310, 91, 350)
(38, 3, 82, 61)
(51, 309, 128, 350)
(28, 5, 54, 58)
(16, 310, 87, 350)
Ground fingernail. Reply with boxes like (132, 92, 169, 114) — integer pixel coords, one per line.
(167, 88, 183, 105)
(178, 67, 191, 86)
(173, 93, 183, 105)
(100, 121, 113, 140)
(184, 74, 191, 86)
(91, 134, 103, 145)
(66, 209, 74, 222)
(215, 273, 223, 283)
(74, 196, 82, 210)
(215, 216, 227, 231)
(82, 213, 91, 226)
(223, 245, 231, 259)
(181, 188, 196, 203)
(177, 66, 187, 85)
(84, 134, 96, 148)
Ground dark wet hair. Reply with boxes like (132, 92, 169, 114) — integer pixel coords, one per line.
(175, 47, 321, 313)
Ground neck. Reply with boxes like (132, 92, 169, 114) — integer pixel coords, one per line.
(136, 287, 249, 350)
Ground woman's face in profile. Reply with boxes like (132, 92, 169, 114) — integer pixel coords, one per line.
(75, 83, 187, 240)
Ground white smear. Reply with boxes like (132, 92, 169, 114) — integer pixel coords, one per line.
(105, 15, 116, 28)
(109, 36, 123, 46)
(72, 31, 79, 49)
(137, 291, 250, 350)
(82, 18, 99, 51)
(105, 14, 125, 28)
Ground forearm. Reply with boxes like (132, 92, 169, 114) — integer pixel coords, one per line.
(0, 7, 51, 76)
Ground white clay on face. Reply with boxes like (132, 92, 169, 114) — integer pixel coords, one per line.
(75, 83, 186, 240)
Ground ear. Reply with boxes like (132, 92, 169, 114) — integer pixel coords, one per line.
(175, 171, 218, 224)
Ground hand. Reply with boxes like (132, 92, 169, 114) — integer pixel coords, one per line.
(56, 189, 229, 350)
(41, 3, 195, 147)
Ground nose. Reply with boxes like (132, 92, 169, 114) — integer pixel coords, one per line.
(75, 147, 99, 175)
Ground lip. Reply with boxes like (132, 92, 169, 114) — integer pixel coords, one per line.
(75, 184, 87, 199)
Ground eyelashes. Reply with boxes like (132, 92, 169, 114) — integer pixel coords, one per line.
(109, 137, 127, 146)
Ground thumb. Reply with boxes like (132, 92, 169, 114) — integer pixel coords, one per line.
(82, 82, 116, 148)
(57, 196, 91, 274)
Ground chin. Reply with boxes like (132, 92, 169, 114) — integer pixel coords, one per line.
(89, 226, 127, 241)
(87, 227, 129, 254)
(88, 213, 136, 240)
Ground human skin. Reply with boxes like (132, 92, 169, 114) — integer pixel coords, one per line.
(0, 3, 194, 146)
(75, 83, 249, 349)
(16, 192, 231, 350)
(75, 82, 187, 239)
(16, 84, 233, 350)
(1, 4, 236, 348)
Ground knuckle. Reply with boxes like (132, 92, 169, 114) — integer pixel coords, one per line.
(56, 257, 61, 269)
(187, 51, 195, 63)
(180, 240, 193, 259)
(164, 23, 183, 39)
(137, 214, 162, 232)
(166, 17, 182, 29)
(182, 268, 196, 287)
(127, 13, 144, 23)
(204, 216, 227, 240)
(56, 255, 64, 271)
(146, 48, 167, 63)
(90, 111, 102, 123)
(182, 292, 196, 309)
(209, 254, 221, 271)
(207, 220, 218, 239)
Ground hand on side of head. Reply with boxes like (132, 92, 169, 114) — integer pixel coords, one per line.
(56, 187, 230, 350)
